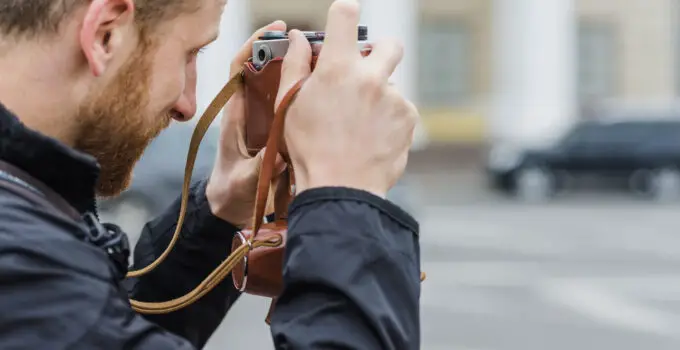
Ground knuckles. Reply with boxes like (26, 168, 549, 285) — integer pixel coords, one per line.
(358, 70, 384, 91)
(404, 100, 420, 125)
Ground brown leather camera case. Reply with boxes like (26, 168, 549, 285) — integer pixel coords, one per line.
(244, 57, 318, 157)
(232, 56, 320, 299)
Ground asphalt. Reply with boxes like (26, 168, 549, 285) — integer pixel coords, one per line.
(108, 145, 680, 349)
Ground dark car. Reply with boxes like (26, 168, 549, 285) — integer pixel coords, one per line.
(98, 122, 420, 241)
(486, 119, 680, 201)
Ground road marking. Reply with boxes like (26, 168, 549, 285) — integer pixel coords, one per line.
(539, 278, 680, 338)
(420, 261, 543, 315)
(419, 211, 680, 261)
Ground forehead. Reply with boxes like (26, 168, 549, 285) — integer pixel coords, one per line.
(160, 0, 227, 45)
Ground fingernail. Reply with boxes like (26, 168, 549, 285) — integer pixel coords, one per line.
(288, 30, 301, 46)
(271, 20, 286, 27)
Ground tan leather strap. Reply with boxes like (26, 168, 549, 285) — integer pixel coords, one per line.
(249, 78, 306, 233)
(128, 68, 426, 315)
(128, 73, 305, 314)
(126, 70, 245, 279)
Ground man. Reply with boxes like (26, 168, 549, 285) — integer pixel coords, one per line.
(0, 0, 421, 348)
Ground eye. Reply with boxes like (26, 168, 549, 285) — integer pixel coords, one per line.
(188, 41, 213, 61)
(187, 48, 205, 63)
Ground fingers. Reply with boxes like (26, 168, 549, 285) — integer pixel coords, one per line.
(255, 148, 286, 174)
(364, 38, 404, 81)
(318, 0, 362, 63)
(230, 20, 287, 75)
(406, 100, 420, 146)
(385, 85, 419, 140)
(276, 29, 312, 110)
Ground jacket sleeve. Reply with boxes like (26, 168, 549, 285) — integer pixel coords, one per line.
(270, 187, 422, 350)
(0, 187, 196, 350)
(125, 179, 242, 348)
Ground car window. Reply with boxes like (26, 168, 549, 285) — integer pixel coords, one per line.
(560, 123, 605, 146)
(605, 123, 650, 143)
(640, 122, 680, 145)
(617, 121, 680, 142)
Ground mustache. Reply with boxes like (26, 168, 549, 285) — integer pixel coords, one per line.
(150, 112, 174, 136)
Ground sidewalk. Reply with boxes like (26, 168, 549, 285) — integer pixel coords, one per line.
(407, 143, 486, 175)
(398, 143, 493, 208)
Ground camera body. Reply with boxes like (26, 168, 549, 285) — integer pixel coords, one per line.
(243, 25, 371, 156)
(233, 26, 372, 303)
(251, 25, 370, 69)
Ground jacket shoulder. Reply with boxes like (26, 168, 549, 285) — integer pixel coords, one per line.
(0, 186, 194, 349)
(0, 185, 110, 278)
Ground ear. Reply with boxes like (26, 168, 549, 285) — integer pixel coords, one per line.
(80, 0, 135, 77)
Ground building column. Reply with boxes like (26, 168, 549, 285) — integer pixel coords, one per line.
(360, 0, 429, 150)
(194, 0, 252, 123)
(490, 0, 577, 148)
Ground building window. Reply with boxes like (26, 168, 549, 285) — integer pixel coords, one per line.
(578, 21, 617, 103)
(676, 0, 680, 96)
(418, 19, 471, 108)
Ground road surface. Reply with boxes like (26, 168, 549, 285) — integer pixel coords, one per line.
(101, 160, 680, 349)
(202, 191, 680, 349)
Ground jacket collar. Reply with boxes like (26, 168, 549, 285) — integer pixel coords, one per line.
(0, 102, 100, 214)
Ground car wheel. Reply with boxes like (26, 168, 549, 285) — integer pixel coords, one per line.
(552, 170, 573, 194)
(629, 169, 652, 197)
(100, 197, 152, 245)
(514, 166, 554, 202)
(649, 167, 680, 202)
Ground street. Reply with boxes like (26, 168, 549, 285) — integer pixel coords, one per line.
(101, 156, 680, 349)
(202, 168, 680, 349)
(415, 203, 680, 350)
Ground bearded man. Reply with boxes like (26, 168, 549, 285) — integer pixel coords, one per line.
(0, 0, 421, 349)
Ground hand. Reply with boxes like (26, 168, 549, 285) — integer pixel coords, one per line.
(206, 21, 287, 227)
(277, 0, 419, 198)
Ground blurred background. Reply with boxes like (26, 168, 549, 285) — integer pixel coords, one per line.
(98, 0, 680, 349)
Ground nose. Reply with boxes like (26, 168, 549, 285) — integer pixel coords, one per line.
(173, 93, 196, 122)
(172, 60, 198, 121)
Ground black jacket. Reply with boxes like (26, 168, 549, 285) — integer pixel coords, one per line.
(0, 102, 421, 349)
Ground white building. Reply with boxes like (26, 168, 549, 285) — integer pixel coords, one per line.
(195, 0, 680, 147)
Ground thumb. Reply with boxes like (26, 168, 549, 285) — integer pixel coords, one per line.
(276, 29, 312, 111)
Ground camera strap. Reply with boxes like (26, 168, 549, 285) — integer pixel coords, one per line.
(127, 70, 303, 314)
(126, 66, 426, 315)
(0, 69, 296, 315)
(2, 66, 428, 317)
(125, 71, 246, 280)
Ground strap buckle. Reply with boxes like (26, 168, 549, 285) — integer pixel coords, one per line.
(235, 231, 250, 292)
(82, 212, 131, 280)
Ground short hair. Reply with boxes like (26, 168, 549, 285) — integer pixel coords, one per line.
(0, 0, 196, 39)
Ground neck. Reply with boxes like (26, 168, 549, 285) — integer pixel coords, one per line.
(0, 38, 83, 147)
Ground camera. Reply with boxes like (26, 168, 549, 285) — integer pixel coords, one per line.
(251, 25, 370, 69)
